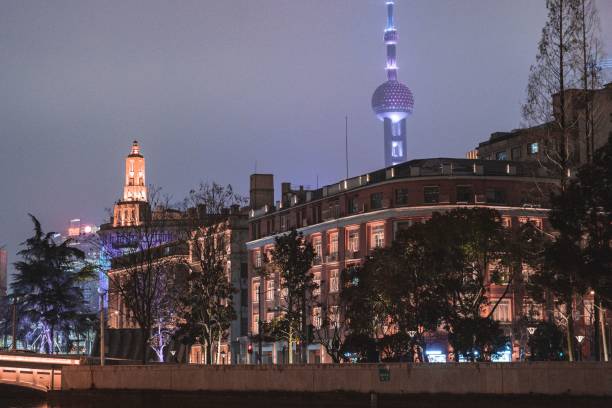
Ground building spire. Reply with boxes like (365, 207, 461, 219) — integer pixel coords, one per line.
(384, 1, 398, 81)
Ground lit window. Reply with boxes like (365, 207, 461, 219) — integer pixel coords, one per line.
(328, 232, 338, 256)
(253, 314, 259, 334)
(371, 225, 385, 248)
(252, 280, 260, 303)
(329, 306, 340, 326)
(254, 251, 262, 268)
(313, 307, 322, 329)
(347, 229, 360, 256)
(312, 236, 322, 264)
(266, 279, 275, 301)
(492, 299, 512, 322)
(266, 312, 275, 323)
(529, 143, 539, 155)
(313, 272, 321, 297)
(329, 270, 339, 293)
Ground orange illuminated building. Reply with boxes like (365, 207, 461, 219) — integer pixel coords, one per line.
(246, 158, 569, 363)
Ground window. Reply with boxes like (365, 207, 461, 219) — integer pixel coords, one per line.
(329, 270, 339, 293)
(424, 186, 439, 204)
(492, 299, 512, 322)
(266, 312, 275, 323)
(347, 197, 359, 214)
(328, 232, 338, 257)
(252, 280, 260, 303)
(371, 225, 385, 248)
(528, 142, 539, 155)
(312, 272, 321, 297)
(495, 151, 508, 161)
(394, 220, 413, 238)
(456, 185, 473, 203)
(329, 306, 340, 326)
(485, 188, 506, 204)
(265, 279, 275, 301)
(511, 146, 522, 160)
(370, 192, 384, 210)
(253, 314, 259, 334)
(523, 301, 542, 320)
(312, 236, 322, 264)
(254, 251, 262, 268)
(347, 229, 360, 256)
(395, 188, 409, 205)
(313, 307, 322, 329)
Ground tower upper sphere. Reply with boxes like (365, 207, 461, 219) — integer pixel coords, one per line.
(372, 80, 414, 123)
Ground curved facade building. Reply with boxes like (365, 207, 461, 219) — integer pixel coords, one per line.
(246, 158, 562, 363)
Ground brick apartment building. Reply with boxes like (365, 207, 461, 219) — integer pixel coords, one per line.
(246, 158, 575, 363)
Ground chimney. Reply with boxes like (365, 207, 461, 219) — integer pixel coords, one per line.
(250, 174, 274, 210)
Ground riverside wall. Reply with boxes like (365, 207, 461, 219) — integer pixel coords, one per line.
(61, 362, 612, 396)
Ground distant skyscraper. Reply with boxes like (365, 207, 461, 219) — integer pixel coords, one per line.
(371, 0, 414, 167)
(0, 248, 7, 297)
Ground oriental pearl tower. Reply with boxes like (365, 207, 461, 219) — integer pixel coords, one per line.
(371, 0, 414, 167)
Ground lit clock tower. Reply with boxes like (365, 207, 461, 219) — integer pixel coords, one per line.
(113, 141, 150, 227)
(123, 140, 147, 201)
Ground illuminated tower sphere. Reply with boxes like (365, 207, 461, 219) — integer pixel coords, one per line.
(371, 0, 414, 167)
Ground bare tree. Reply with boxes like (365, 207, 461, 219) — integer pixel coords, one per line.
(100, 188, 186, 364)
(522, 0, 582, 183)
(573, 0, 605, 163)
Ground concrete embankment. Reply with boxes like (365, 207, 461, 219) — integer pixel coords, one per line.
(61, 362, 612, 396)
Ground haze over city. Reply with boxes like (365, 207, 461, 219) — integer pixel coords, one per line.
(1, 0, 611, 277)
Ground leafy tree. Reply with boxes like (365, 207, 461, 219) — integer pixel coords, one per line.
(528, 321, 566, 361)
(12, 215, 94, 354)
(268, 229, 316, 363)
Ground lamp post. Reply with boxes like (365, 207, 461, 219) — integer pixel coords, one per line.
(97, 288, 107, 366)
(10, 298, 17, 352)
(526, 326, 537, 361)
(576, 335, 585, 361)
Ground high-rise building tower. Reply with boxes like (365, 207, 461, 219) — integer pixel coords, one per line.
(371, 0, 414, 167)
(113, 141, 150, 227)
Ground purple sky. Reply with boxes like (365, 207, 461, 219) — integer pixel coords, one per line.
(1, 0, 611, 281)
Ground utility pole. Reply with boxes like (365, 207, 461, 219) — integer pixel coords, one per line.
(11, 299, 17, 352)
(345, 115, 349, 179)
(258, 272, 263, 364)
(98, 289, 106, 366)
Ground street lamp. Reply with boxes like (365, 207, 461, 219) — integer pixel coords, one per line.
(97, 287, 107, 366)
(576, 335, 585, 361)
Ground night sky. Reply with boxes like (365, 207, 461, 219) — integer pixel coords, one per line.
(1, 0, 611, 280)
